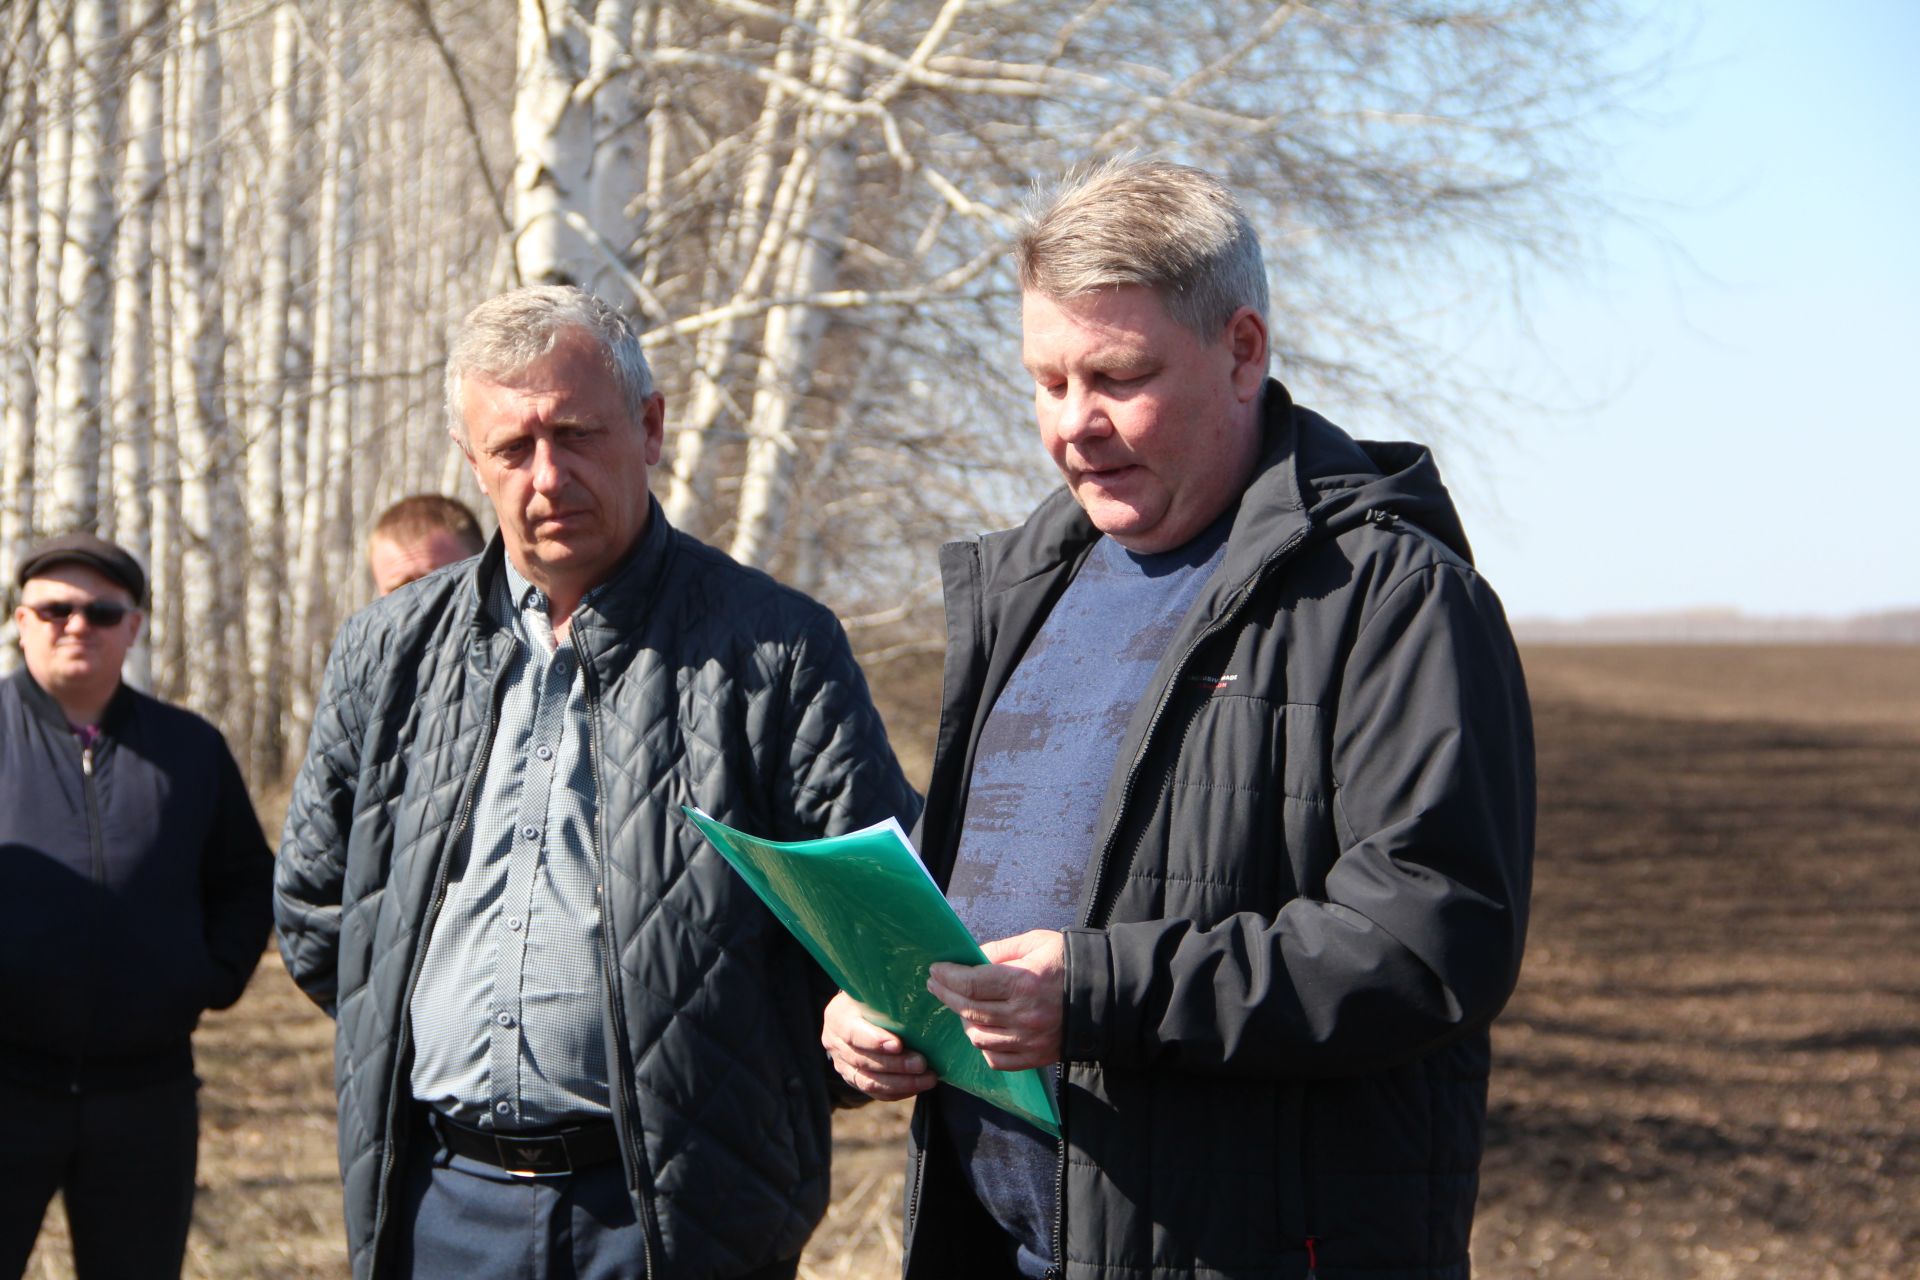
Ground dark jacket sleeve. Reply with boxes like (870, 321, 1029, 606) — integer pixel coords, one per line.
(274, 614, 376, 1017)
(200, 737, 276, 1010)
(1063, 563, 1535, 1078)
(771, 604, 922, 1105)
(771, 605, 922, 841)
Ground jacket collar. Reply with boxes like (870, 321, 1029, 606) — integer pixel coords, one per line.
(8, 665, 136, 736)
(464, 494, 676, 638)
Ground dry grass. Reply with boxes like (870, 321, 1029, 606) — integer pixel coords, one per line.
(24, 644, 1918, 1278)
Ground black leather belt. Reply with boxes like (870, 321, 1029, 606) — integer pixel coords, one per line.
(429, 1111, 622, 1178)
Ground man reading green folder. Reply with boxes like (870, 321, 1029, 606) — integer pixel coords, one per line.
(821, 160, 1535, 1280)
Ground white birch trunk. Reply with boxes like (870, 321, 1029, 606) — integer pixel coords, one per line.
(586, 0, 644, 296)
(111, 0, 165, 689)
(2, 4, 41, 633)
(49, 0, 119, 531)
(1, 10, 40, 675)
(148, 26, 187, 696)
(244, 0, 301, 776)
(512, 0, 595, 287)
(353, 20, 386, 527)
(729, 0, 862, 569)
(34, 6, 72, 518)
(170, 0, 236, 725)
(636, 1, 670, 295)
(289, 0, 357, 738)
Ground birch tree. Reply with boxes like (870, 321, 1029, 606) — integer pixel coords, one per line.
(511, 0, 599, 288)
(242, 0, 302, 776)
(2, 3, 42, 628)
(289, 0, 359, 728)
(47, 0, 119, 534)
(167, 0, 238, 722)
(108, 0, 165, 688)
(32, 4, 71, 518)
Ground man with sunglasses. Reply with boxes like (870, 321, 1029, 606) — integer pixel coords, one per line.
(1, 532, 274, 1278)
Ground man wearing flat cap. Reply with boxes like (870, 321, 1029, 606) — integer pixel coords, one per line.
(0, 532, 274, 1278)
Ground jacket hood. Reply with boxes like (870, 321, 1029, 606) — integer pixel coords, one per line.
(1232, 379, 1475, 569)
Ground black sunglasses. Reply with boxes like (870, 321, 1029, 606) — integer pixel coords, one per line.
(24, 600, 135, 628)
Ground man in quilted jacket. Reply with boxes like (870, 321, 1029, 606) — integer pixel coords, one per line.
(276, 285, 918, 1280)
(822, 160, 1535, 1278)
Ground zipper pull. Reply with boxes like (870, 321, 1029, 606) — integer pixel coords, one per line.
(1363, 507, 1396, 528)
(82, 745, 94, 777)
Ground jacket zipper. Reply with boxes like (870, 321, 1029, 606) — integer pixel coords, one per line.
(367, 642, 510, 1280)
(580, 650, 659, 1280)
(1045, 1073, 1066, 1278)
(1049, 523, 1314, 1275)
(81, 744, 104, 882)
(904, 1139, 926, 1248)
(1302, 1072, 1320, 1276)
(76, 742, 105, 1093)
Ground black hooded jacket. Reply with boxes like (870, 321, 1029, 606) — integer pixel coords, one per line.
(0, 669, 273, 1092)
(904, 383, 1535, 1279)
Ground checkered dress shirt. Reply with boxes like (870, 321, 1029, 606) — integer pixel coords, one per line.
(407, 556, 617, 1131)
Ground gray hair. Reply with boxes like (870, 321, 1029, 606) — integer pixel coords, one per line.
(1014, 157, 1268, 338)
(444, 285, 654, 441)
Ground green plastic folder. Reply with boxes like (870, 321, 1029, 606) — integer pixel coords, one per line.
(681, 806, 1059, 1136)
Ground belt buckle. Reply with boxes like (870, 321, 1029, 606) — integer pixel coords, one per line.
(495, 1132, 571, 1178)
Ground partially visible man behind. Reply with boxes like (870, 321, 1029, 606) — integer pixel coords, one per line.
(368, 493, 487, 595)
(824, 159, 1535, 1278)
(276, 285, 917, 1280)
(1, 533, 274, 1278)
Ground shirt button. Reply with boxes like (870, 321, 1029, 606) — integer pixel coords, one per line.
(496, 1012, 515, 1028)
(536, 744, 553, 761)
(506, 916, 524, 932)
(521, 824, 540, 841)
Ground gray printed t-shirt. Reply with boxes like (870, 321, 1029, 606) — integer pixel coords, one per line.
(939, 512, 1231, 1276)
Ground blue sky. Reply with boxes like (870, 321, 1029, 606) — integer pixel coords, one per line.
(1423, 0, 1920, 621)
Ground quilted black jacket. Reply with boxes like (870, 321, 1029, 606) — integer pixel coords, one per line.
(903, 384, 1535, 1279)
(276, 507, 918, 1280)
